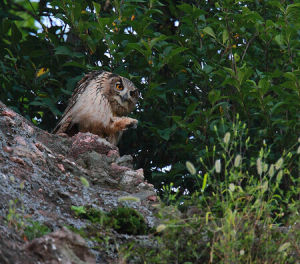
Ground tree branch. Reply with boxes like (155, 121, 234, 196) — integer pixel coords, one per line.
(241, 32, 258, 63)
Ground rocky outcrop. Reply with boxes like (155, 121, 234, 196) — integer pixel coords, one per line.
(0, 101, 158, 263)
(25, 227, 96, 264)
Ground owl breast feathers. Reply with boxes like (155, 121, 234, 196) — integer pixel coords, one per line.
(52, 71, 139, 145)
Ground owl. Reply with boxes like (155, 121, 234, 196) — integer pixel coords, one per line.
(52, 71, 139, 145)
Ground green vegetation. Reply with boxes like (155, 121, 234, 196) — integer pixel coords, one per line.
(71, 205, 149, 235)
(6, 198, 25, 231)
(6, 179, 51, 241)
(107, 207, 149, 235)
(23, 220, 51, 241)
(1, 0, 299, 262)
(6, 198, 51, 241)
(122, 120, 299, 263)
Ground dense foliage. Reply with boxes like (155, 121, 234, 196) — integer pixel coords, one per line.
(1, 0, 299, 194)
(123, 126, 299, 263)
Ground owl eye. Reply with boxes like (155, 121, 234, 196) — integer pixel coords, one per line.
(116, 83, 124, 91)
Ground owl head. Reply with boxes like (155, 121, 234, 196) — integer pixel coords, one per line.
(102, 72, 139, 116)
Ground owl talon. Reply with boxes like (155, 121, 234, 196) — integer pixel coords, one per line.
(126, 121, 138, 129)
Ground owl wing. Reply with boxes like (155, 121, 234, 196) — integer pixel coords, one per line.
(52, 71, 103, 134)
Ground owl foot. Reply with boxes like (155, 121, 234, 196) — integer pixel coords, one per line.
(125, 118, 138, 129)
(112, 117, 138, 132)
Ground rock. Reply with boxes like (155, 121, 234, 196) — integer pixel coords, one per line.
(111, 163, 131, 174)
(120, 170, 142, 187)
(115, 155, 133, 168)
(69, 132, 119, 158)
(25, 227, 95, 264)
(0, 101, 158, 263)
(0, 110, 16, 118)
(107, 149, 119, 159)
(147, 195, 158, 202)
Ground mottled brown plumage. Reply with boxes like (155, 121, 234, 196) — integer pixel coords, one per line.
(52, 71, 139, 145)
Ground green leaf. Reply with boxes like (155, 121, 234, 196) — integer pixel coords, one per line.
(62, 61, 87, 69)
(71, 206, 86, 215)
(171, 116, 186, 127)
(55, 46, 73, 56)
(234, 53, 240, 62)
(150, 34, 168, 49)
(203, 26, 216, 39)
(0, 10, 23, 21)
(267, 1, 284, 12)
(208, 90, 221, 105)
(11, 23, 22, 43)
(177, 3, 193, 13)
(55, 46, 84, 58)
(186, 102, 199, 116)
(223, 67, 235, 76)
(163, 47, 188, 65)
(222, 29, 229, 44)
(201, 173, 208, 192)
(286, 4, 300, 24)
(157, 128, 172, 141)
(284, 72, 297, 81)
(93, 1, 101, 15)
(29, 98, 61, 116)
(126, 43, 148, 57)
(274, 34, 284, 46)
(271, 102, 285, 114)
(80, 176, 90, 187)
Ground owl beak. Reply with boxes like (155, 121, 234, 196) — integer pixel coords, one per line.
(121, 93, 129, 102)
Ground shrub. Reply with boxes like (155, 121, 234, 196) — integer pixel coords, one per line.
(122, 120, 300, 263)
(71, 205, 149, 235)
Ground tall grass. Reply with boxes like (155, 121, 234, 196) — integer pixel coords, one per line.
(122, 118, 300, 263)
